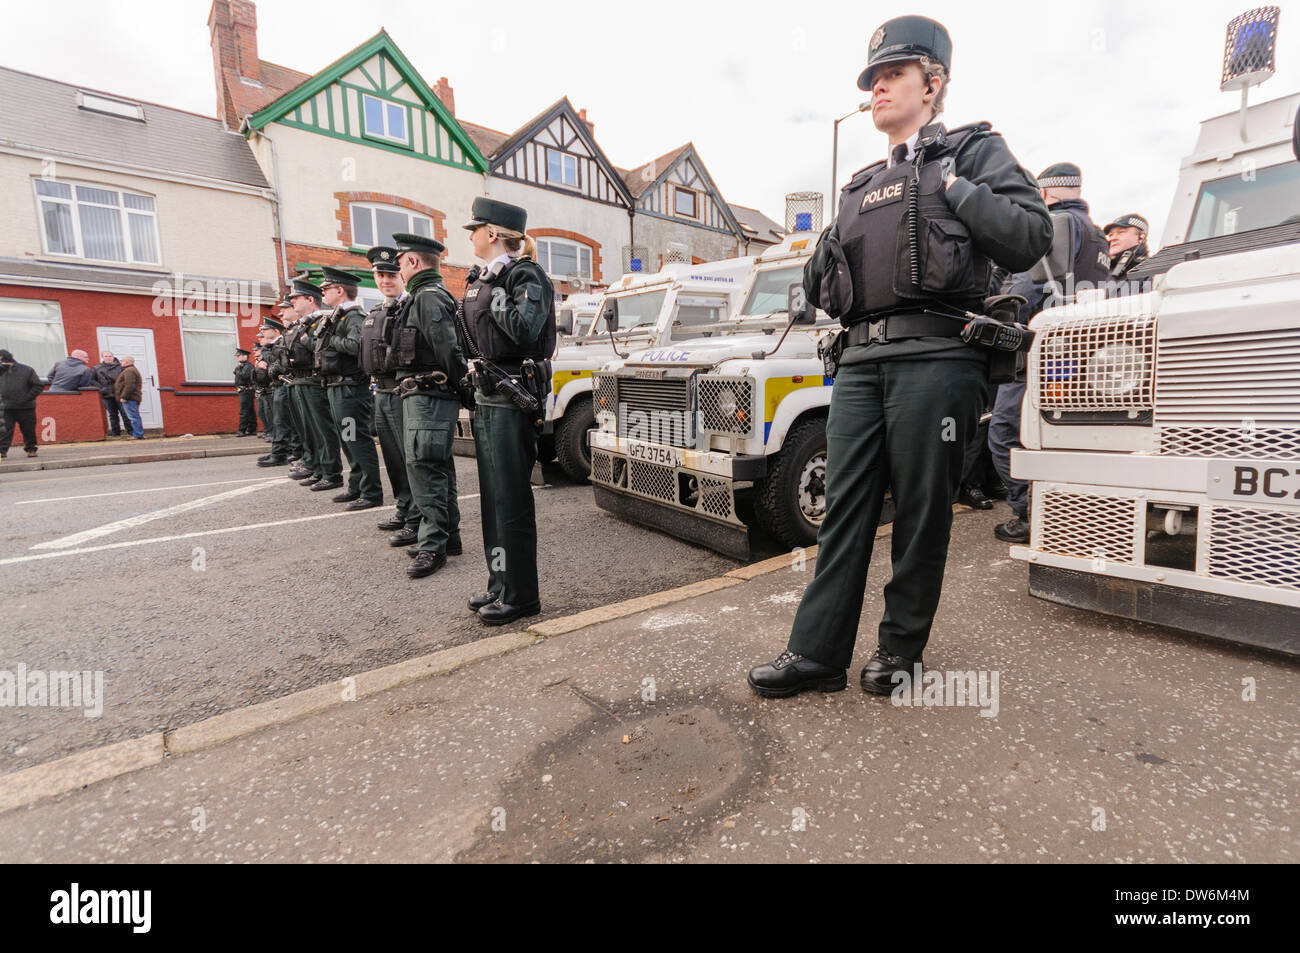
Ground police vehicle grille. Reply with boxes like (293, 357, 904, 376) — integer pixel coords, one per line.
(1035, 490, 1137, 565)
(1207, 506, 1300, 591)
(698, 375, 755, 438)
(1156, 328, 1300, 459)
(613, 378, 694, 448)
(1037, 316, 1155, 412)
(593, 372, 618, 420)
(590, 447, 615, 486)
(628, 459, 678, 503)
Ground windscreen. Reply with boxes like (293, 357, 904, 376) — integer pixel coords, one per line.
(604, 289, 667, 334)
(740, 265, 804, 318)
(1187, 160, 1300, 240)
(667, 294, 731, 342)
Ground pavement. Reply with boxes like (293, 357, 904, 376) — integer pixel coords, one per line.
(2, 507, 1295, 863)
(0, 432, 267, 474)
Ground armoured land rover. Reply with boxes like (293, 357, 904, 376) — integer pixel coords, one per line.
(589, 223, 839, 560)
(1010, 8, 1300, 656)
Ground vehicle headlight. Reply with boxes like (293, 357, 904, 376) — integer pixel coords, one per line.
(715, 387, 737, 418)
(1086, 344, 1148, 397)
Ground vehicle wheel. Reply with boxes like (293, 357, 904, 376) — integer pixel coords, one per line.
(554, 395, 596, 481)
(754, 417, 827, 549)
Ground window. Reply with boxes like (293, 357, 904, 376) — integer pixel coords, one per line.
(608, 290, 667, 331)
(546, 149, 579, 188)
(350, 203, 433, 248)
(77, 91, 144, 121)
(179, 312, 238, 383)
(355, 287, 386, 313)
(536, 238, 592, 280)
(1187, 160, 1300, 241)
(741, 266, 804, 317)
(674, 186, 698, 219)
(361, 94, 409, 146)
(0, 298, 67, 378)
(34, 179, 160, 264)
(668, 295, 729, 341)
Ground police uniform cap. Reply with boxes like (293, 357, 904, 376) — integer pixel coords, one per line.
(261, 316, 286, 332)
(288, 278, 324, 300)
(366, 246, 401, 273)
(1104, 213, 1150, 235)
(462, 196, 527, 233)
(1037, 163, 1082, 189)
(319, 266, 362, 289)
(391, 232, 446, 256)
(858, 15, 952, 91)
(235, 346, 251, 356)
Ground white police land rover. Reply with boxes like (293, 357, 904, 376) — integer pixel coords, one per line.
(1010, 8, 1300, 655)
(589, 228, 839, 559)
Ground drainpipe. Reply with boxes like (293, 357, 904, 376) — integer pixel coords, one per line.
(243, 119, 290, 287)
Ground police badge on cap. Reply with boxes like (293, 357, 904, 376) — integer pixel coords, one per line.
(858, 15, 952, 91)
(366, 246, 401, 274)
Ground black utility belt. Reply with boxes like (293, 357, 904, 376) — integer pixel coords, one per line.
(398, 372, 456, 399)
(845, 313, 964, 346)
(290, 375, 322, 386)
(372, 377, 399, 394)
(324, 375, 367, 387)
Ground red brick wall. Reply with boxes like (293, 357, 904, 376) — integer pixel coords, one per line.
(35, 391, 106, 444)
(0, 284, 268, 442)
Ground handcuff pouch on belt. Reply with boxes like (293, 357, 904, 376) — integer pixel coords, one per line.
(399, 370, 454, 398)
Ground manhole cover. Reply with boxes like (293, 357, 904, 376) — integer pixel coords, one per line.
(458, 693, 769, 862)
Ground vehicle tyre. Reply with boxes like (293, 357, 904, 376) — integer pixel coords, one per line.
(754, 417, 827, 549)
(554, 395, 596, 481)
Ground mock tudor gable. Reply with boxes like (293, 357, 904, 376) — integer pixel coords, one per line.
(624, 144, 742, 237)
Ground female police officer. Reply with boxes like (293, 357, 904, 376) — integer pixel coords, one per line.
(458, 198, 556, 626)
(748, 15, 1052, 698)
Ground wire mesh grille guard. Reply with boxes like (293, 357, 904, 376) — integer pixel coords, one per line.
(1037, 316, 1156, 412)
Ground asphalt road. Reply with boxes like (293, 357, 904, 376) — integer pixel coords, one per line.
(0, 452, 744, 773)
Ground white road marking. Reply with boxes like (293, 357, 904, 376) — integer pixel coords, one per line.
(0, 489, 491, 566)
(14, 477, 273, 506)
(31, 479, 283, 550)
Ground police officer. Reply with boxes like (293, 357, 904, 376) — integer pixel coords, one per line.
(990, 163, 1111, 544)
(285, 278, 344, 493)
(234, 347, 257, 436)
(361, 246, 421, 546)
(389, 233, 467, 578)
(748, 15, 1052, 698)
(1104, 213, 1150, 281)
(317, 265, 383, 509)
(255, 315, 293, 466)
(458, 198, 555, 625)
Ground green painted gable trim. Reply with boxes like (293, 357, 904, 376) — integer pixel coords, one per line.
(246, 30, 488, 173)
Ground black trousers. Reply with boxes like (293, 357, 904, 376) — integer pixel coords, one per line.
(1, 407, 38, 454)
(100, 394, 130, 435)
(787, 357, 988, 667)
(237, 390, 257, 433)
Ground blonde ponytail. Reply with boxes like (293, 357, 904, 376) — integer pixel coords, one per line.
(491, 226, 536, 260)
(521, 235, 537, 260)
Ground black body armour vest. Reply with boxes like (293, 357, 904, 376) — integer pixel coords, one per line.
(316, 305, 364, 377)
(391, 285, 456, 374)
(831, 124, 992, 325)
(359, 300, 398, 378)
(1067, 206, 1113, 290)
(461, 259, 556, 363)
(284, 320, 315, 371)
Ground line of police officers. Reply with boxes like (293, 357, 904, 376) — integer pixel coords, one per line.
(247, 198, 555, 626)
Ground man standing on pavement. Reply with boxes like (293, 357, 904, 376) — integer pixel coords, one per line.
(91, 351, 129, 437)
(47, 348, 94, 392)
(747, 15, 1051, 699)
(361, 246, 421, 548)
(391, 232, 468, 579)
(316, 266, 383, 510)
(114, 355, 145, 439)
(989, 162, 1111, 544)
(234, 347, 257, 436)
(0, 349, 44, 459)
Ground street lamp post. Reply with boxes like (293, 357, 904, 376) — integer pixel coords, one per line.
(831, 101, 872, 200)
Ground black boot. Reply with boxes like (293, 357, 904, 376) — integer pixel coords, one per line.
(860, 648, 923, 696)
(747, 651, 847, 698)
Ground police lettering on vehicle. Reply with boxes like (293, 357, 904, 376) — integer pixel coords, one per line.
(641, 349, 692, 362)
(860, 181, 905, 210)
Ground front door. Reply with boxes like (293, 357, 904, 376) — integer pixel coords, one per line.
(96, 327, 162, 430)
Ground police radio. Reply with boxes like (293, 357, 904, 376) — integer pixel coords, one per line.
(960, 315, 1033, 352)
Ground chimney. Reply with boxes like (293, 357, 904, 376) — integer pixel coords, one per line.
(208, 0, 262, 130)
(578, 107, 595, 136)
(433, 77, 455, 116)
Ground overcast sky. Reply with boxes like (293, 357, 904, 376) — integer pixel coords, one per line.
(3, 0, 1297, 247)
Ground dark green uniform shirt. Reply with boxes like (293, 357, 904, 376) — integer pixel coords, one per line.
(398, 267, 468, 386)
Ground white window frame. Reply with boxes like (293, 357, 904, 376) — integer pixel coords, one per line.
(360, 93, 410, 147)
(0, 297, 67, 380)
(33, 178, 161, 265)
(77, 90, 144, 121)
(673, 185, 699, 220)
(545, 148, 580, 189)
(536, 237, 593, 281)
(178, 310, 240, 384)
(349, 202, 434, 250)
